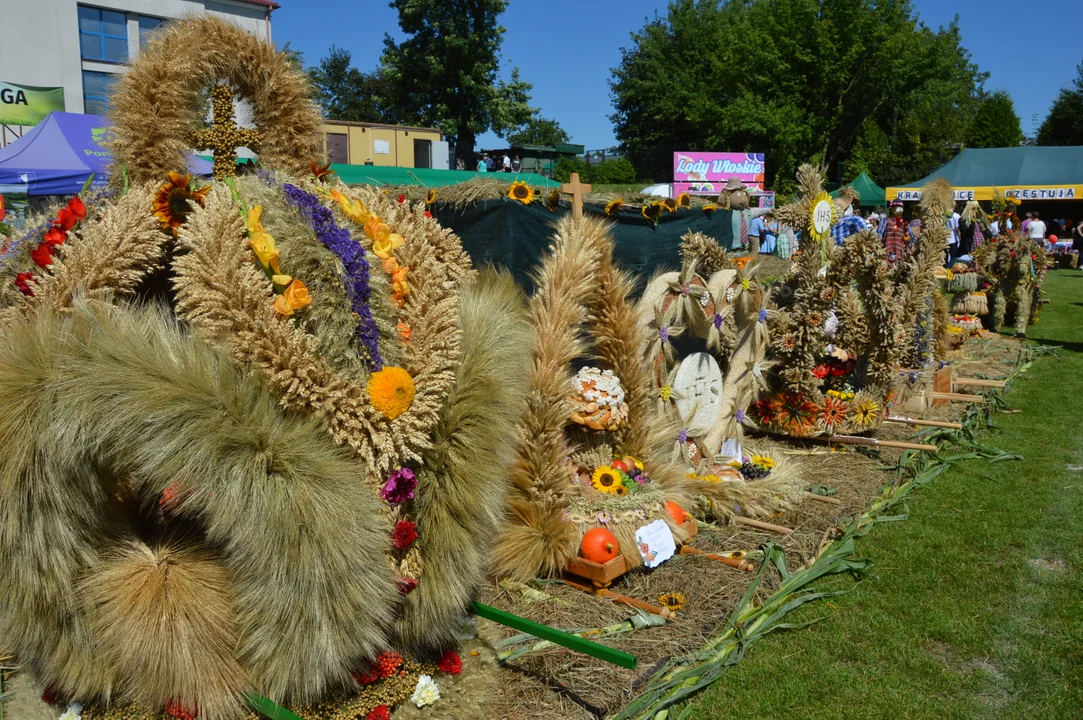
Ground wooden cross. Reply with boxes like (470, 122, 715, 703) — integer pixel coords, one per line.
(189, 84, 262, 181)
(561, 172, 592, 220)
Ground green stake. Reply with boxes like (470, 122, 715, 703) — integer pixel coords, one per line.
(247, 692, 304, 720)
(472, 601, 638, 670)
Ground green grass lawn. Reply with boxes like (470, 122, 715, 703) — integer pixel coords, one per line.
(684, 270, 1083, 719)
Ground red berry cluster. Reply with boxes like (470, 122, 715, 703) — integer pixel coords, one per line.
(165, 700, 198, 720)
(366, 706, 390, 720)
(353, 651, 404, 685)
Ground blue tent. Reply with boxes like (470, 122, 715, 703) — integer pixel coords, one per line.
(0, 112, 210, 196)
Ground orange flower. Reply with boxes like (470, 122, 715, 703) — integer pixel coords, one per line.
(373, 231, 404, 260)
(152, 171, 209, 235)
(368, 366, 415, 419)
(273, 294, 293, 316)
(382, 256, 400, 274)
(397, 322, 412, 342)
(284, 279, 312, 310)
(364, 217, 391, 245)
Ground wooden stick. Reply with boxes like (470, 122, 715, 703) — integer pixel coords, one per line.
(886, 415, 964, 430)
(822, 434, 939, 452)
(561, 577, 675, 619)
(953, 377, 1007, 388)
(929, 391, 984, 403)
(679, 545, 755, 572)
(804, 491, 844, 506)
(734, 516, 793, 535)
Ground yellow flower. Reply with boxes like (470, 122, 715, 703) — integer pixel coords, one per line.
(698, 474, 724, 484)
(373, 231, 405, 260)
(591, 466, 622, 495)
(852, 399, 880, 426)
(677, 192, 692, 208)
(425, 188, 437, 205)
(703, 204, 718, 211)
(273, 294, 293, 316)
(249, 231, 280, 274)
(642, 202, 663, 223)
(945, 269, 955, 280)
(741, 278, 751, 290)
(508, 181, 535, 204)
(659, 385, 672, 401)
(152, 171, 209, 235)
(750, 455, 776, 470)
(662, 197, 678, 213)
(658, 592, 686, 612)
(247, 205, 266, 235)
(726, 551, 746, 560)
(272, 274, 292, 292)
(284, 279, 312, 311)
(364, 215, 390, 244)
(368, 366, 416, 419)
(605, 198, 623, 216)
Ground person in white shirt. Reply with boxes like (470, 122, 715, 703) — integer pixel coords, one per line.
(502, 154, 512, 172)
(1028, 212, 1047, 241)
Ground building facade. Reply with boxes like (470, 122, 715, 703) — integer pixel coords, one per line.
(322, 120, 447, 170)
(0, 0, 276, 146)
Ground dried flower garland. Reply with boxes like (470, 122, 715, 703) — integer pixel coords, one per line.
(284, 182, 383, 370)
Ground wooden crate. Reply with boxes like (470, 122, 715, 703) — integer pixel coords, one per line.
(566, 518, 697, 588)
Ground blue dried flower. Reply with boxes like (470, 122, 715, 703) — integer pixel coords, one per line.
(283, 183, 382, 370)
(758, 309, 768, 323)
(736, 408, 746, 423)
(659, 325, 670, 342)
(714, 313, 724, 329)
(678, 429, 688, 443)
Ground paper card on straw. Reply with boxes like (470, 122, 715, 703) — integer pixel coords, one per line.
(635, 519, 676, 569)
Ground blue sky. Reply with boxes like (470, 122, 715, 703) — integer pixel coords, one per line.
(274, 0, 1083, 150)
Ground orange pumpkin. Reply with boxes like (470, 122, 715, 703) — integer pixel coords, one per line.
(664, 501, 687, 525)
(580, 527, 620, 563)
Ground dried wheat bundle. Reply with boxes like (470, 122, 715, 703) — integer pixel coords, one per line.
(109, 16, 322, 182)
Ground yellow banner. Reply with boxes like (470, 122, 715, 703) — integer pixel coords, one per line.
(885, 184, 1083, 202)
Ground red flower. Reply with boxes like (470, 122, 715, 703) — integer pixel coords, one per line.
(310, 161, 333, 182)
(392, 519, 419, 550)
(366, 707, 390, 720)
(396, 576, 418, 595)
(15, 272, 35, 296)
(424, 210, 432, 218)
(30, 243, 53, 268)
(437, 650, 463, 675)
(165, 701, 198, 720)
(353, 668, 381, 685)
(56, 208, 78, 231)
(67, 195, 87, 220)
(40, 687, 57, 704)
(812, 364, 830, 380)
(43, 226, 67, 247)
(398, 193, 406, 203)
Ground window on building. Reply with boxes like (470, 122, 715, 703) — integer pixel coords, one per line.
(79, 6, 128, 63)
(83, 70, 120, 115)
(139, 16, 164, 50)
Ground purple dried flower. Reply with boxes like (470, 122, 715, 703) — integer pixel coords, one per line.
(680, 283, 691, 296)
(714, 313, 724, 329)
(678, 429, 688, 444)
(597, 510, 611, 524)
(634, 473, 649, 485)
(283, 183, 382, 370)
(758, 309, 768, 323)
(736, 408, 747, 423)
(659, 325, 670, 342)
(380, 467, 417, 505)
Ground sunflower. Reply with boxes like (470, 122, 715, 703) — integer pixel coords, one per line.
(546, 188, 560, 212)
(852, 398, 880, 427)
(425, 188, 437, 205)
(677, 192, 691, 208)
(658, 592, 686, 612)
(641, 201, 663, 224)
(605, 198, 623, 217)
(507, 181, 535, 204)
(591, 466, 622, 495)
(367, 366, 415, 419)
(725, 551, 746, 560)
(820, 396, 850, 429)
(703, 204, 718, 212)
(662, 197, 678, 213)
(152, 172, 209, 235)
(750, 455, 776, 471)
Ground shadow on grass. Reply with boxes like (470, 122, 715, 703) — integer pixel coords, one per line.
(1025, 338, 1083, 353)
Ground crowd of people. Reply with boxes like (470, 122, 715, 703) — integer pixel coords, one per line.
(455, 152, 523, 173)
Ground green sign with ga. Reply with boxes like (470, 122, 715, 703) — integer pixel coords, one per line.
(0, 82, 65, 125)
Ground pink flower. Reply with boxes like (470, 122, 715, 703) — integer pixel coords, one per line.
(380, 467, 417, 505)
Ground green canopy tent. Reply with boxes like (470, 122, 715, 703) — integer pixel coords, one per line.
(329, 165, 561, 188)
(885, 146, 1083, 202)
(831, 171, 885, 207)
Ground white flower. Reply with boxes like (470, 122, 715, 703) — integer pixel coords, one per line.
(824, 311, 838, 338)
(411, 674, 441, 708)
(59, 704, 83, 720)
(725, 287, 736, 302)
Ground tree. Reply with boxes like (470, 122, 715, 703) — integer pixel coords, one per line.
(507, 114, 570, 147)
(610, 0, 986, 186)
(381, 0, 533, 162)
(308, 46, 395, 123)
(1037, 62, 1083, 146)
(966, 91, 1023, 148)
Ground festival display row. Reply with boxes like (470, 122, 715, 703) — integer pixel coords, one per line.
(0, 17, 1045, 720)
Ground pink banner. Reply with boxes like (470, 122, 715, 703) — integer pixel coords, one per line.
(674, 152, 765, 195)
